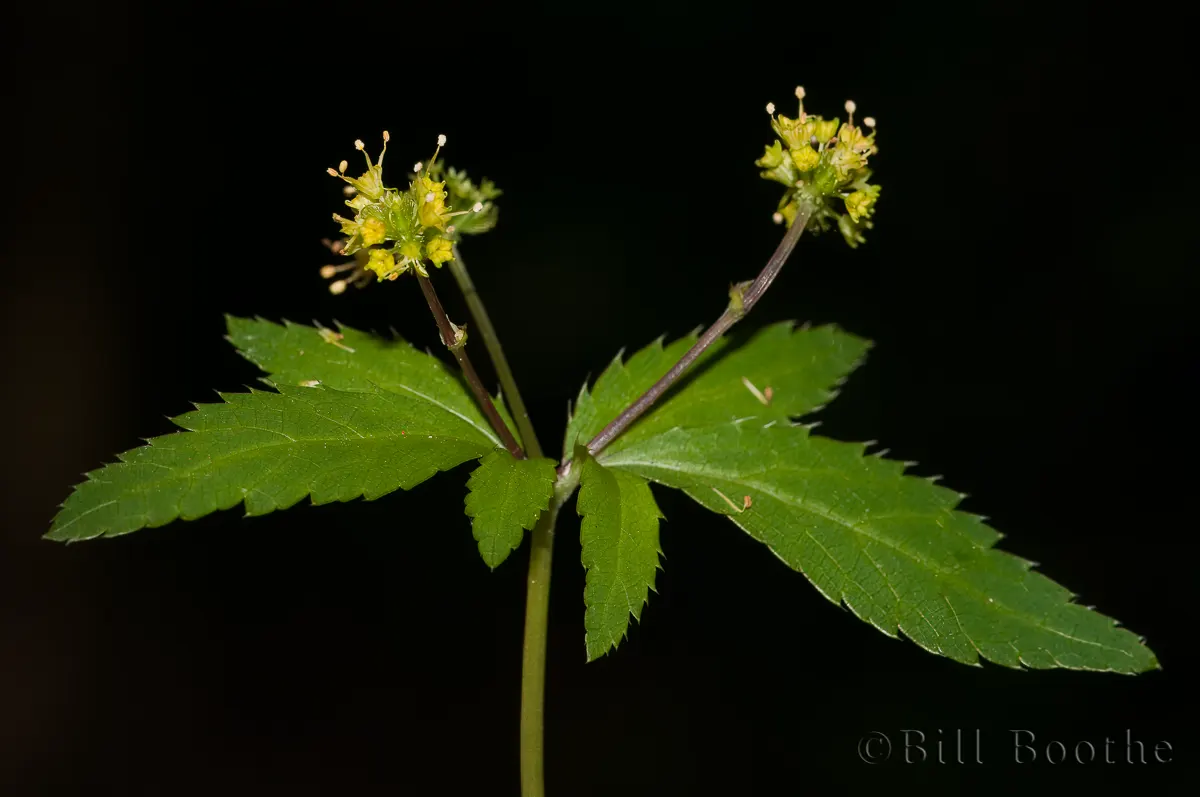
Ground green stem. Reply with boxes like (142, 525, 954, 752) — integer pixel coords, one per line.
(520, 466, 580, 797)
(444, 244, 559, 796)
(448, 245, 543, 459)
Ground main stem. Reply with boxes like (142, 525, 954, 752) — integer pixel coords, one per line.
(441, 247, 554, 796)
(518, 467, 578, 797)
(414, 274, 524, 459)
(584, 200, 816, 458)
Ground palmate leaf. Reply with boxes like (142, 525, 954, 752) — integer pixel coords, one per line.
(48, 386, 496, 541)
(564, 322, 869, 458)
(567, 321, 868, 657)
(49, 317, 517, 542)
(601, 422, 1158, 674)
(226, 316, 520, 447)
(577, 454, 663, 661)
(464, 452, 556, 569)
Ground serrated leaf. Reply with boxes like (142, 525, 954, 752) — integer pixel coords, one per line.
(602, 422, 1157, 674)
(464, 451, 556, 568)
(226, 316, 520, 447)
(564, 322, 868, 458)
(48, 386, 495, 541)
(577, 454, 663, 661)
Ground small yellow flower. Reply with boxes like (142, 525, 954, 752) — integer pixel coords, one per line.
(771, 114, 810, 152)
(790, 145, 820, 172)
(332, 134, 389, 201)
(811, 118, 839, 143)
(845, 189, 878, 222)
(425, 236, 454, 266)
(417, 176, 451, 230)
(360, 218, 387, 247)
(837, 123, 876, 155)
(756, 140, 785, 169)
(365, 248, 405, 280)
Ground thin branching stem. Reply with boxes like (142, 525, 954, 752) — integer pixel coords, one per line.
(415, 274, 524, 459)
(583, 200, 816, 459)
(447, 245, 544, 459)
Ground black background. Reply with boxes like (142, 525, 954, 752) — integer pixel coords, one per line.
(4, 2, 1197, 794)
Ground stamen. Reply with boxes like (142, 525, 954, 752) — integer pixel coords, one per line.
(320, 262, 357, 278)
(844, 99, 856, 125)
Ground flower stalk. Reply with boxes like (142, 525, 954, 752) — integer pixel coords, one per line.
(415, 274, 524, 459)
(583, 199, 816, 459)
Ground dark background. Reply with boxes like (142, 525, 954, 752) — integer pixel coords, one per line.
(4, 1, 1196, 794)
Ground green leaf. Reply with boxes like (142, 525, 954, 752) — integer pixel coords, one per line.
(602, 422, 1157, 674)
(564, 322, 868, 458)
(464, 451, 556, 568)
(577, 454, 664, 661)
(48, 386, 495, 542)
(225, 316, 520, 447)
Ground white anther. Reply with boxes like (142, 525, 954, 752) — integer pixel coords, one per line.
(329, 280, 348, 295)
(863, 116, 876, 128)
(413, 161, 423, 172)
(437, 134, 447, 147)
(472, 202, 483, 212)
(320, 265, 338, 279)
(772, 212, 784, 225)
(338, 160, 348, 173)
(766, 102, 776, 114)
(844, 100, 856, 114)
(794, 86, 806, 99)
(383, 130, 390, 142)
(425, 192, 435, 202)
(354, 139, 365, 150)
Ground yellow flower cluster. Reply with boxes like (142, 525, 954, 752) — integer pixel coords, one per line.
(321, 133, 488, 291)
(756, 87, 881, 248)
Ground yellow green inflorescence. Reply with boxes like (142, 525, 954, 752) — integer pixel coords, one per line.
(757, 87, 881, 247)
(324, 133, 498, 289)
